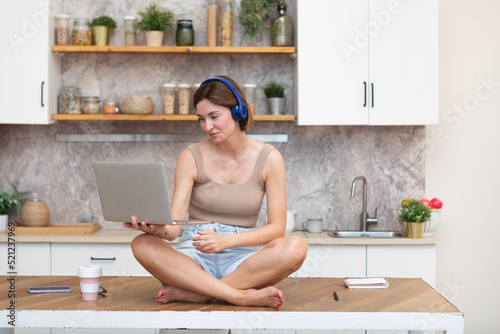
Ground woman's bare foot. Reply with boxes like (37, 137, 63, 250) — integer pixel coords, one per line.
(236, 286, 284, 309)
(156, 285, 212, 304)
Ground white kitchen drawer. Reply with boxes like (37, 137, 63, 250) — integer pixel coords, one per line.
(296, 245, 366, 278)
(0, 242, 50, 275)
(50, 243, 151, 276)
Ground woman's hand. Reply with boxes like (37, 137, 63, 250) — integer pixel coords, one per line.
(122, 216, 166, 238)
(192, 230, 229, 253)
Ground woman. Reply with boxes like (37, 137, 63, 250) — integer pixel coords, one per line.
(124, 76, 308, 309)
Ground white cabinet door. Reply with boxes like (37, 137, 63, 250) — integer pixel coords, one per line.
(366, 244, 436, 287)
(296, 245, 366, 278)
(0, 242, 50, 275)
(0, 0, 60, 124)
(51, 243, 151, 276)
(297, 0, 369, 125)
(368, 0, 438, 125)
(297, 0, 438, 125)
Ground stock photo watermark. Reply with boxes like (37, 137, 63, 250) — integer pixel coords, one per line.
(5, 221, 17, 327)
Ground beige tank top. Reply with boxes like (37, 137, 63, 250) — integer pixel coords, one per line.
(187, 143, 275, 227)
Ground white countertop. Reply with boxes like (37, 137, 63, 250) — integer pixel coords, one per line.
(0, 229, 436, 245)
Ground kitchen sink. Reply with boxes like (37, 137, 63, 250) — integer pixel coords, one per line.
(327, 231, 406, 238)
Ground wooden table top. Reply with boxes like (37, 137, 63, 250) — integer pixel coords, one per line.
(2, 276, 460, 314)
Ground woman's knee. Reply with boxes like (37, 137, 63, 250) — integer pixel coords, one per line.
(274, 236, 308, 268)
(131, 233, 157, 259)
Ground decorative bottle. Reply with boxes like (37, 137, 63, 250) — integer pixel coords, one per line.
(271, 4, 293, 47)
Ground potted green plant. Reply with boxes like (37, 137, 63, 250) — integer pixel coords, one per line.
(239, 0, 289, 42)
(263, 80, 286, 115)
(134, 4, 175, 47)
(90, 15, 117, 46)
(0, 183, 30, 232)
(397, 199, 432, 239)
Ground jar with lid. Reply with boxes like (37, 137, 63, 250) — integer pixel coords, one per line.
(178, 84, 191, 115)
(162, 83, 175, 115)
(55, 14, 70, 45)
(124, 15, 136, 46)
(243, 83, 256, 114)
(176, 20, 194, 46)
(58, 85, 82, 114)
(82, 96, 100, 114)
(73, 18, 91, 45)
(103, 99, 120, 114)
(221, 0, 233, 46)
(192, 83, 201, 114)
(206, 0, 218, 46)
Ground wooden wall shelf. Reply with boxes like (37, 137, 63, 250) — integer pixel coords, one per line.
(51, 45, 296, 55)
(50, 114, 296, 121)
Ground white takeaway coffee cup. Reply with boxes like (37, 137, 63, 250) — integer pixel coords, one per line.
(78, 264, 102, 301)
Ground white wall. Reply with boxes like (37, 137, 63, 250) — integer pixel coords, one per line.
(426, 0, 500, 332)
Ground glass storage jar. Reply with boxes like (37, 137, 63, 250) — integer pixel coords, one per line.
(55, 14, 70, 45)
(206, 0, 218, 46)
(178, 84, 191, 115)
(103, 98, 120, 114)
(176, 20, 194, 46)
(73, 18, 91, 45)
(221, 0, 233, 46)
(162, 83, 175, 115)
(82, 96, 100, 114)
(271, 5, 294, 46)
(58, 85, 82, 114)
(243, 83, 256, 114)
(124, 15, 136, 46)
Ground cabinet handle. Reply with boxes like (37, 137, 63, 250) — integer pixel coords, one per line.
(41, 81, 45, 107)
(91, 257, 116, 261)
(363, 81, 367, 107)
(371, 83, 374, 107)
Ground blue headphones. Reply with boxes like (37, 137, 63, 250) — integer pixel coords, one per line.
(200, 77, 248, 121)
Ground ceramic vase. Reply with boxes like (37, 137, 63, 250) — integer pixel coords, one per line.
(20, 201, 50, 227)
(145, 31, 164, 47)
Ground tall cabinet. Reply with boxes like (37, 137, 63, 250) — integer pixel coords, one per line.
(0, 0, 60, 124)
(297, 0, 438, 125)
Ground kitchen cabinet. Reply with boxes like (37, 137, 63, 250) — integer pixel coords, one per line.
(51, 243, 150, 276)
(297, 0, 438, 125)
(0, 0, 60, 125)
(0, 242, 50, 275)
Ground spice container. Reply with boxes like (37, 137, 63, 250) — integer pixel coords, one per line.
(162, 83, 175, 115)
(176, 20, 194, 46)
(178, 84, 191, 115)
(206, 0, 218, 46)
(243, 83, 256, 114)
(55, 14, 70, 45)
(73, 18, 91, 45)
(221, 0, 233, 46)
(124, 15, 136, 46)
(103, 99, 120, 114)
(58, 85, 82, 114)
(82, 96, 100, 114)
(192, 82, 201, 114)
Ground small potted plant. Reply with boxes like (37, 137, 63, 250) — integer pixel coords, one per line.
(263, 80, 286, 115)
(0, 183, 30, 232)
(134, 4, 175, 47)
(90, 15, 117, 46)
(397, 199, 432, 239)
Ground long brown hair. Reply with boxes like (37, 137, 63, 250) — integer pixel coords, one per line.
(193, 76, 253, 131)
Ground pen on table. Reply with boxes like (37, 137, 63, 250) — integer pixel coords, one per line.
(333, 291, 339, 301)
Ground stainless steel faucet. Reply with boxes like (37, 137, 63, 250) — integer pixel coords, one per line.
(350, 176, 378, 231)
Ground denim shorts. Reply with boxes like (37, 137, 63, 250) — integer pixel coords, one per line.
(176, 223, 260, 279)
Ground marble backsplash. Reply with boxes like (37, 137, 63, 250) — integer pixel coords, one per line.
(0, 0, 425, 231)
(0, 122, 425, 231)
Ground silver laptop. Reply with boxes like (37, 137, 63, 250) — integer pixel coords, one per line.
(94, 161, 212, 225)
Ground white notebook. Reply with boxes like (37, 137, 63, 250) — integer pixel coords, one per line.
(344, 277, 390, 289)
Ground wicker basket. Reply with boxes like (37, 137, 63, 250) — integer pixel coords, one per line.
(20, 201, 50, 227)
(121, 96, 154, 115)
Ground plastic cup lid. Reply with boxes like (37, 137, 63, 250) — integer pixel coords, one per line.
(124, 15, 136, 20)
(178, 83, 191, 88)
(56, 13, 70, 19)
(163, 83, 175, 88)
(78, 264, 102, 277)
(243, 83, 257, 88)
